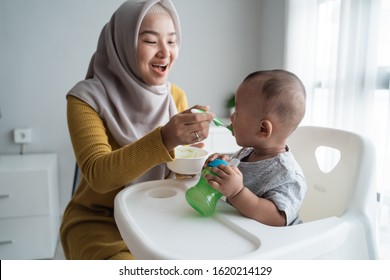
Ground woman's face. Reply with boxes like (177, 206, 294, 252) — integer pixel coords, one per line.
(137, 13, 178, 86)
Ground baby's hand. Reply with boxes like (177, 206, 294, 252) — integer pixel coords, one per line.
(203, 153, 230, 169)
(204, 164, 244, 198)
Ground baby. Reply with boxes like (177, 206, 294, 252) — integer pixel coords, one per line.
(205, 69, 307, 226)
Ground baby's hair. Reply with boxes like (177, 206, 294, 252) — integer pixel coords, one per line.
(243, 69, 306, 135)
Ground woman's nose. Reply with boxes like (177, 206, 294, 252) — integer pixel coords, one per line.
(156, 43, 169, 58)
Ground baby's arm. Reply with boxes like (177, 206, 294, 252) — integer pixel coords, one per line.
(228, 187, 286, 226)
(205, 164, 286, 226)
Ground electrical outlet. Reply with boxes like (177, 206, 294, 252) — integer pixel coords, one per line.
(14, 128, 32, 144)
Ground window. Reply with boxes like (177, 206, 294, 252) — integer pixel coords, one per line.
(373, 0, 390, 195)
(285, 0, 390, 258)
(287, 0, 390, 196)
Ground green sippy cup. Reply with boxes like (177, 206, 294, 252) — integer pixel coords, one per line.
(185, 159, 228, 216)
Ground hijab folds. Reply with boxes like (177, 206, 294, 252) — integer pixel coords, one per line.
(68, 0, 181, 146)
(67, 0, 181, 182)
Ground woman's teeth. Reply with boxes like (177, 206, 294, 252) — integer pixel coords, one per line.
(152, 64, 168, 71)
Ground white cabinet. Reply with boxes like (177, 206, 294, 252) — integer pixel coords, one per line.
(0, 153, 60, 259)
(204, 123, 241, 154)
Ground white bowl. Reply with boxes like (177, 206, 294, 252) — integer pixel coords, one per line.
(167, 146, 209, 175)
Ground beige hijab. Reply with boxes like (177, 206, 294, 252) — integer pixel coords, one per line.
(67, 0, 181, 183)
(67, 0, 181, 147)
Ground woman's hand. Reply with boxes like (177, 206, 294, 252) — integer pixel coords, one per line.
(161, 105, 215, 151)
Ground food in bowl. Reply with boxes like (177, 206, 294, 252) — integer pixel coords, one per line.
(167, 146, 209, 175)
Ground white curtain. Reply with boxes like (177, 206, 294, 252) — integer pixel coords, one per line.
(285, 0, 389, 196)
(284, 0, 390, 257)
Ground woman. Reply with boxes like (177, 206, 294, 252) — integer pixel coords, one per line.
(60, 0, 213, 260)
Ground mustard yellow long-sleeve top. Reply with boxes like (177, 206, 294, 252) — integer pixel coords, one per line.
(60, 84, 188, 260)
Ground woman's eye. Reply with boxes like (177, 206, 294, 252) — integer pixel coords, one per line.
(144, 40, 157, 44)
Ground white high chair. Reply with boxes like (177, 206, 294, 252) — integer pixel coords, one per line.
(286, 126, 378, 259)
(114, 126, 378, 259)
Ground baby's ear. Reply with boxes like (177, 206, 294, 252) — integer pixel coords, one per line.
(258, 120, 273, 137)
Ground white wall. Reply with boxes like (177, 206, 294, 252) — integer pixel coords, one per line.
(0, 0, 286, 213)
(170, 0, 262, 115)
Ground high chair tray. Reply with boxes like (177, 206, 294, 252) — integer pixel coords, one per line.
(114, 179, 349, 260)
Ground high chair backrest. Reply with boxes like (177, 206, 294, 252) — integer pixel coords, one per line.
(287, 126, 376, 222)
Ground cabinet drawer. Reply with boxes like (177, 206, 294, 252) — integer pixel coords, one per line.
(0, 170, 50, 218)
(0, 216, 57, 259)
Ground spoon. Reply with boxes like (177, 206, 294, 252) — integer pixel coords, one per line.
(229, 157, 240, 167)
(191, 108, 233, 132)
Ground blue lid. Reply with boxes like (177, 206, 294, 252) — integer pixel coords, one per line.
(207, 158, 229, 167)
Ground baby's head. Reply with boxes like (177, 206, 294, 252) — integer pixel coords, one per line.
(234, 70, 306, 141)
